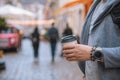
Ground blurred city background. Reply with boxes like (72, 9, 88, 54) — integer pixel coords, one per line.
(0, 0, 93, 80)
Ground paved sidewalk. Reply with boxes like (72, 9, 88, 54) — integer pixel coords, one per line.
(0, 39, 83, 80)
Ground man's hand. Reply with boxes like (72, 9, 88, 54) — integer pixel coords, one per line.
(62, 44, 92, 61)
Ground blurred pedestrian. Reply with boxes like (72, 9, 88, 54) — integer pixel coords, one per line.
(62, 0, 120, 80)
(31, 27, 40, 60)
(48, 23, 59, 63)
(62, 23, 73, 36)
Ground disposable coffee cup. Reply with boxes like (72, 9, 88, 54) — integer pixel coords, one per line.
(61, 35, 78, 45)
(61, 36, 84, 76)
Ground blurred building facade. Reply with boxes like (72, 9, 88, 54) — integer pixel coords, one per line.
(43, 0, 84, 36)
(53, 0, 85, 37)
(0, 0, 47, 37)
(0, 0, 92, 37)
(44, 0, 58, 19)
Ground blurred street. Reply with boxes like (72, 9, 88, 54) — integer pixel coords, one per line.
(0, 39, 83, 80)
(0, 0, 92, 80)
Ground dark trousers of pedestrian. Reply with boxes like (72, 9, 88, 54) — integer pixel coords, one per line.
(33, 44, 39, 58)
(50, 42, 57, 62)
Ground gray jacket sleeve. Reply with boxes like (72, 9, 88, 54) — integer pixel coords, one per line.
(102, 47, 120, 68)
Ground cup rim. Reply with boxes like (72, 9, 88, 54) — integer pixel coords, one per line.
(61, 35, 77, 43)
